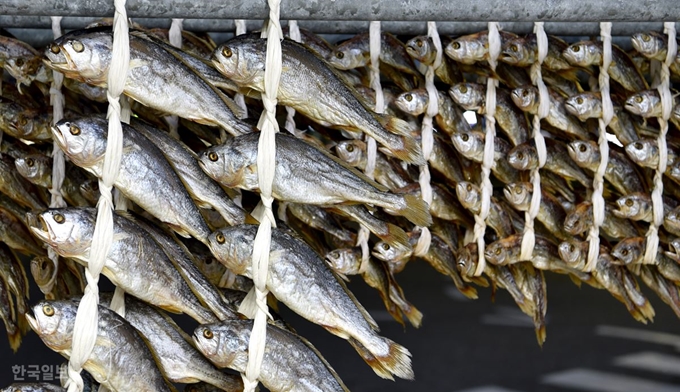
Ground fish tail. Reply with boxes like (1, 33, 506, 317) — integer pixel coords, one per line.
(534, 322, 547, 347)
(382, 116, 415, 137)
(456, 283, 479, 300)
(637, 298, 656, 322)
(383, 223, 411, 252)
(379, 118, 426, 165)
(398, 194, 433, 227)
(4, 322, 21, 352)
(213, 198, 247, 226)
(350, 336, 415, 380)
(347, 337, 394, 380)
(402, 305, 423, 329)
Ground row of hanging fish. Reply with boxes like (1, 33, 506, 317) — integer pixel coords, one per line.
(0, 18, 679, 391)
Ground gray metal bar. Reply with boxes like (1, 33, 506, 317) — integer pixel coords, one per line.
(0, 0, 679, 21)
(2, 17, 678, 36)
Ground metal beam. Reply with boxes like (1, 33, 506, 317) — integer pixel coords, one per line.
(0, 0, 679, 22)
(2, 17, 678, 36)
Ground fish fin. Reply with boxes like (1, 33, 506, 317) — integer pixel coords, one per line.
(402, 306, 423, 329)
(291, 329, 351, 392)
(381, 116, 415, 137)
(383, 223, 411, 252)
(215, 89, 248, 120)
(471, 276, 490, 287)
(636, 298, 656, 322)
(568, 274, 582, 288)
(331, 272, 380, 331)
(380, 121, 426, 165)
(399, 194, 433, 227)
(347, 337, 394, 381)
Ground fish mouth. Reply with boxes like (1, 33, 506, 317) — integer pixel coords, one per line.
(27, 213, 51, 244)
(25, 312, 38, 333)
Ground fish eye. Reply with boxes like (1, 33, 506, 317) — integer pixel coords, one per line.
(516, 152, 525, 160)
(642, 34, 651, 42)
(494, 248, 502, 255)
(42, 304, 55, 317)
(621, 249, 629, 256)
(205, 258, 213, 265)
(221, 46, 232, 58)
(452, 42, 461, 50)
(634, 95, 644, 104)
(568, 243, 575, 252)
(69, 124, 81, 136)
(18, 117, 27, 126)
(522, 89, 529, 97)
(15, 58, 24, 66)
(625, 199, 634, 207)
(404, 94, 413, 102)
(40, 260, 48, 270)
(461, 133, 469, 142)
(71, 40, 84, 53)
(459, 85, 468, 94)
(53, 213, 65, 224)
(26, 158, 34, 167)
(215, 233, 226, 244)
(572, 45, 580, 52)
(576, 97, 583, 105)
(633, 142, 643, 150)
(208, 151, 218, 162)
(515, 186, 522, 194)
(466, 183, 473, 192)
(336, 51, 344, 59)
(50, 44, 60, 54)
(579, 144, 587, 153)
(203, 329, 214, 339)
(416, 39, 424, 48)
(346, 144, 354, 153)
(510, 44, 518, 52)
(381, 243, 390, 251)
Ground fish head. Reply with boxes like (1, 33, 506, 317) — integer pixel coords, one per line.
(327, 47, 367, 70)
(665, 207, 680, 229)
(611, 237, 644, 265)
(335, 140, 366, 167)
(405, 36, 434, 63)
(614, 194, 644, 219)
(29, 208, 95, 259)
(631, 32, 665, 59)
(567, 140, 599, 168)
(507, 143, 538, 170)
(193, 322, 243, 368)
(558, 240, 585, 267)
(26, 300, 77, 351)
(30, 256, 55, 288)
(213, 37, 265, 90)
(394, 90, 428, 115)
(198, 142, 253, 189)
(207, 227, 250, 271)
(0, 100, 24, 134)
(451, 131, 484, 161)
(564, 93, 601, 120)
(562, 41, 600, 66)
(371, 240, 409, 262)
(79, 178, 100, 204)
(484, 240, 509, 266)
(456, 243, 478, 277)
(51, 117, 107, 169)
(455, 181, 481, 213)
(4, 55, 42, 88)
(563, 203, 591, 235)
(43, 29, 111, 83)
(624, 139, 657, 167)
(445, 35, 486, 64)
(503, 182, 532, 211)
(670, 238, 680, 257)
(501, 38, 531, 66)
(7, 111, 37, 139)
(14, 154, 50, 185)
(325, 248, 361, 275)
(624, 91, 659, 117)
(670, 160, 680, 182)
(448, 83, 484, 110)
(672, 103, 680, 122)
(510, 85, 539, 113)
